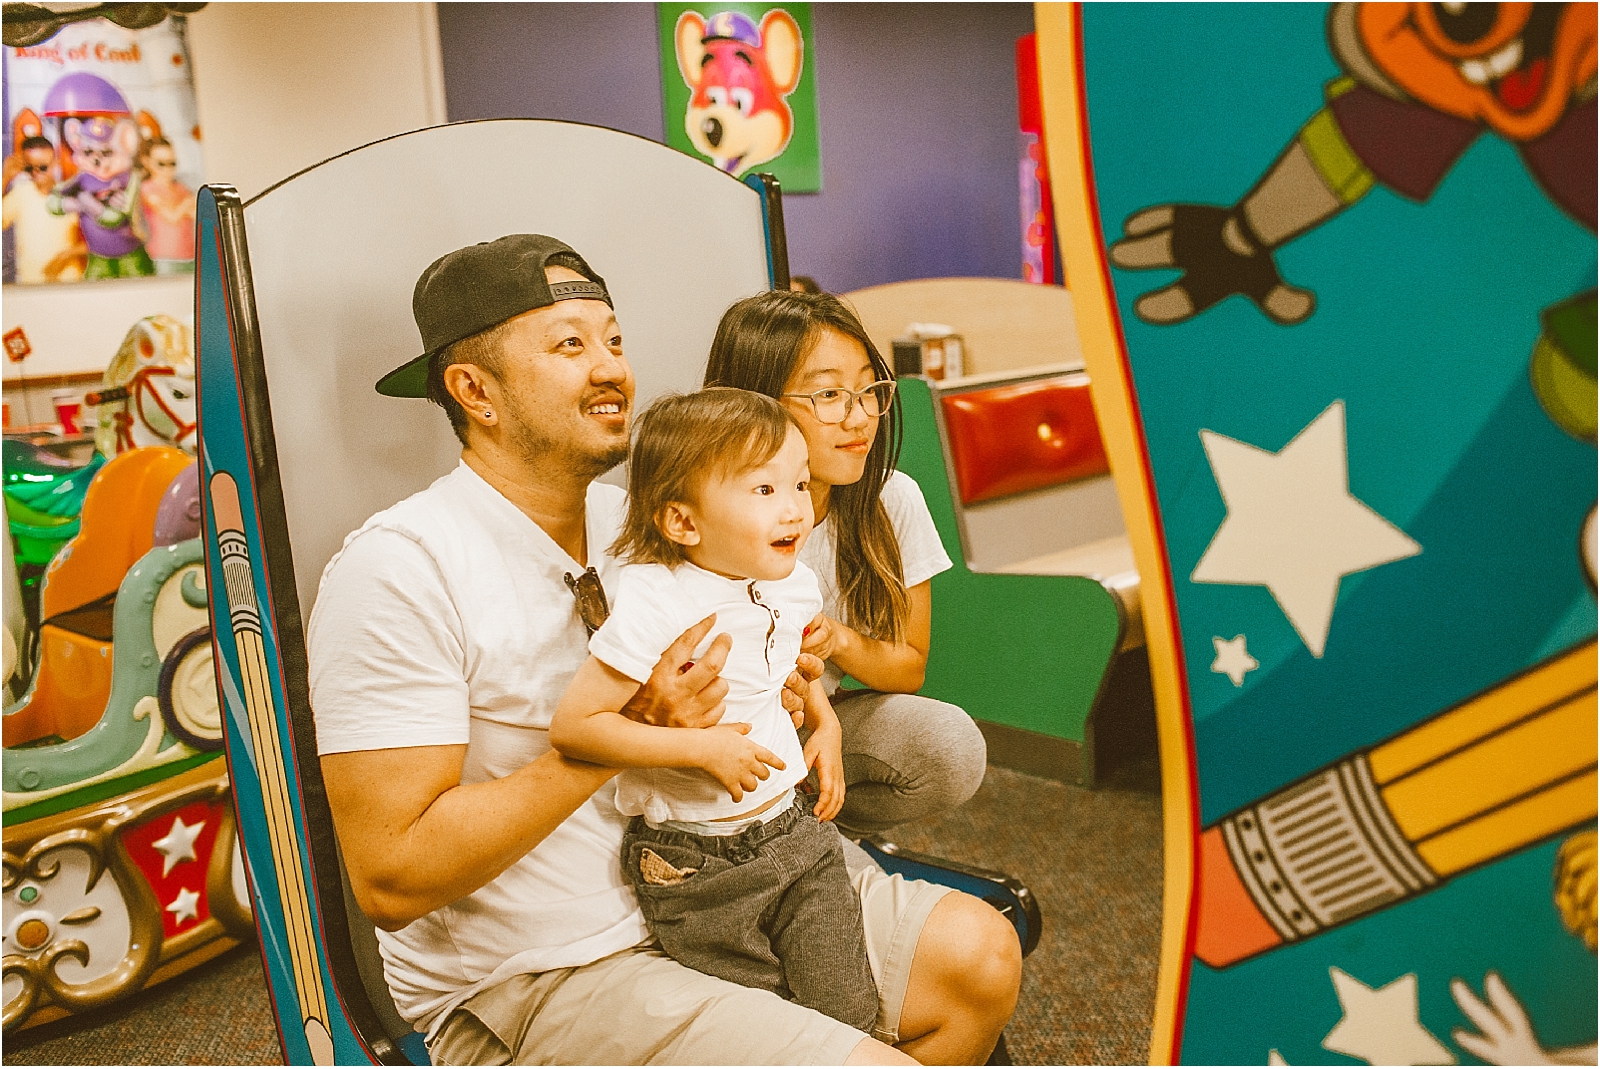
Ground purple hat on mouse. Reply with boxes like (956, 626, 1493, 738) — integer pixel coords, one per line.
(376, 234, 611, 398)
(703, 10, 761, 46)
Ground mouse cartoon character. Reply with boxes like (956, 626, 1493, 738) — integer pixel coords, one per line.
(675, 9, 803, 177)
(47, 116, 152, 279)
(1109, 2, 1597, 554)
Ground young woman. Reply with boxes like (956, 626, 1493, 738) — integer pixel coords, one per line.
(703, 290, 986, 837)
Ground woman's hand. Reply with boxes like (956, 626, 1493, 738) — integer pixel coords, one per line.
(619, 614, 731, 728)
(801, 613, 846, 662)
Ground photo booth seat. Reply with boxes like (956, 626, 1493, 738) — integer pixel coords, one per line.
(194, 119, 1038, 1066)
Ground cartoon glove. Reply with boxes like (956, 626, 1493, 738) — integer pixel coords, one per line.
(1109, 204, 1316, 326)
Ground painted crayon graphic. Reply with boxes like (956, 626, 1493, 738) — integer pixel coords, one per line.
(209, 471, 335, 1065)
(1197, 639, 1598, 968)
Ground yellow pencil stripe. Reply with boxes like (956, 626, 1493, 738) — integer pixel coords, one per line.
(239, 635, 316, 1020)
(237, 630, 329, 1024)
(1415, 768, 1599, 876)
(1380, 692, 1597, 841)
(1370, 641, 1596, 785)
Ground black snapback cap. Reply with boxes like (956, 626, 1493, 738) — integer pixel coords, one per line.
(376, 234, 612, 397)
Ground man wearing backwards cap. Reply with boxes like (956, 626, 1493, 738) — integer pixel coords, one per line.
(308, 235, 1020, 1065)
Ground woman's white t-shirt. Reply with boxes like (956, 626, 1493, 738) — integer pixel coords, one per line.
(797, 470, 953, 692)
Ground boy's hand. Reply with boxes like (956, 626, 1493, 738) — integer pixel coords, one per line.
(620, 614, 731, 729)
(698, 723, 786, 802)
(783, 652, 825, 728)
(801, 701, 845, 822)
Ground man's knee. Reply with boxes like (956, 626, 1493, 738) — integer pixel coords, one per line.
(927, 892, 1022, 1013)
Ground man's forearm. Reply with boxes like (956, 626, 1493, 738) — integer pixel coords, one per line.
(323, 745, 617, 931)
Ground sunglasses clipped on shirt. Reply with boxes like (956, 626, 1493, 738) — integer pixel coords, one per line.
(564, 567, 610, 637)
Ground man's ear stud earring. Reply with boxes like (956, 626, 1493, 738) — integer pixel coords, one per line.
(482, 409, 493, 420)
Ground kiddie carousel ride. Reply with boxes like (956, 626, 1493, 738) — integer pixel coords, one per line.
(3, 315, 250, 1033)
(194, 119, 1040, 1065)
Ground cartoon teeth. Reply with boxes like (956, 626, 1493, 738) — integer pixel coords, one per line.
(1459, 37, 1524, 85)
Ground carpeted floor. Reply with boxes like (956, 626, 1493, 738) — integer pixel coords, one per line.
(891, 764, 1165, 1065)
(4, 944, 284, 1066)
(5, 764, 1163, 1066)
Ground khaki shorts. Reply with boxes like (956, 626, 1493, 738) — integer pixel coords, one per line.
(429, 863, 951, 1065)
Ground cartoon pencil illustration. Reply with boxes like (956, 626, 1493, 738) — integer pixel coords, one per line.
(210, 471, 335, 1064)
(1197, 638, 1598, 969)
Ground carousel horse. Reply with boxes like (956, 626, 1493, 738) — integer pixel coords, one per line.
(88, 314, 197, 457)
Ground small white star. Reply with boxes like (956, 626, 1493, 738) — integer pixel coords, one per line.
(1211, 634, 1259, 686)
(152, 815, 205, 877)
(1192, 402, 1420, 657)
(1268, 1051, 1288, 1066)
(165, 886, 201, 926)
(1322, 967, 1454, 1065)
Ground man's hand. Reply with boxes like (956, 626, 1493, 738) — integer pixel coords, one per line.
(696, 723, 785, 802)
(784, 652, 825, 728)
(619, 614, 730, 728)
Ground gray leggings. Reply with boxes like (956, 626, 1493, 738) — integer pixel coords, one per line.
(827, 690, 987, 838)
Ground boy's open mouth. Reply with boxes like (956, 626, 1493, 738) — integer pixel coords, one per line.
(771, 535, 799, 549)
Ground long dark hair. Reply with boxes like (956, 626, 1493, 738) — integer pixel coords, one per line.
(704, 291, 908, 642)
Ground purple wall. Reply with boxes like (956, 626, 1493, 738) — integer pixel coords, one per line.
(436, 2, 1032, 294)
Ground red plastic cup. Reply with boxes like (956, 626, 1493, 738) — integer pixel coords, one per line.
(52, 390, 82, 435)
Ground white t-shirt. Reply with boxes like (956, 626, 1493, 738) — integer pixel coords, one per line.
(588, 560, 821, 824)
(3, 180, 81, 284)
(798, 470, 953, 692)
(307, 462, 648, 1037)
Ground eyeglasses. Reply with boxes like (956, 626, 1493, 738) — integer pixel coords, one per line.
(564, 567, 610, 637)
(780, 380, 896, 425)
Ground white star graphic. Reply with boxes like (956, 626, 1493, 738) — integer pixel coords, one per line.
(1268, 1051, 1288, 1066)
(152, 815, 205, 877)
(165, 886, 201, 926)
(1191, 402, 1420, 657)
(1211, 634, 1259, 686)
(1322, 967, 1454, 1065)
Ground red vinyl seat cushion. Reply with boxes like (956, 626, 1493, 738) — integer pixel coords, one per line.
(940, 375, 1110, 506)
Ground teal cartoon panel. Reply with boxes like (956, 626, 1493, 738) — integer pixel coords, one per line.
(1055, 3, 1596, 1064)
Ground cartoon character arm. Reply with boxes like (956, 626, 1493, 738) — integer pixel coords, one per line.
(44, 175, 78, 216)
(1450, 971, 1596, 1065)
(95, 170, 141, 229)
(1109, 81, 1376, 326)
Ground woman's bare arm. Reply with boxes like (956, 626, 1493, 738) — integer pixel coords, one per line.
(803, 580, 933, 692)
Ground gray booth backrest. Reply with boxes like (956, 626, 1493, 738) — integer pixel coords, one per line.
(241, 119, 775, 619)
